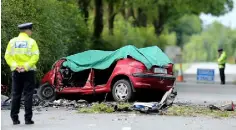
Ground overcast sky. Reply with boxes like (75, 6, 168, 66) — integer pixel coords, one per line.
(200, 0, 236, 29)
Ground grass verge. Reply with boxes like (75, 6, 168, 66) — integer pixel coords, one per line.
(233, 80, 236, 85)
(165, 105, 236, 118)
(78, 102, 132, 113)
(77, 103, 236, 118)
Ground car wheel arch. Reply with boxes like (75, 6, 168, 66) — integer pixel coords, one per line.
(37, 82, 57, 102)
(111, 74, 136, 92)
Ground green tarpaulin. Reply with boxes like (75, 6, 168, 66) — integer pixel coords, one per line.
(62, 45, 173, 72)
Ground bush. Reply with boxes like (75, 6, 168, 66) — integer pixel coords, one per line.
(1, 0, 91, 85)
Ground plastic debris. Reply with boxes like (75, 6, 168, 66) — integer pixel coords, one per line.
(132, 102, 160, 113)
(132, 87, 177, 113)
(208, 101, 235, 111)
(1, 95, 11, 110)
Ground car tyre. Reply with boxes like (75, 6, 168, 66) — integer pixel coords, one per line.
(112, 79, 133, 102)
(37, 83, 56, 102)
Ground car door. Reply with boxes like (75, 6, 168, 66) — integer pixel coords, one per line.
(60, 69, 95, 94)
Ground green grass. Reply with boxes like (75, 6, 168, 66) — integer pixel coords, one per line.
(78, 102, 132, 113)
(77, 103, 236, 118)
(78, 103, 115, 113)
(165, 105, 236, 118)
(233, 80, 236, 85)
(117, 102, 132, 109)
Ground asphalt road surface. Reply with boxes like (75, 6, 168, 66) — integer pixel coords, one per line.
(1, 109, 236, 130)
(175, 82, 236, 105)
(1, 82, 236, 130)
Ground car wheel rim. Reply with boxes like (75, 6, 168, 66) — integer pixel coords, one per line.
(42, 86, 54, 99)
(115, 83, 128, 101)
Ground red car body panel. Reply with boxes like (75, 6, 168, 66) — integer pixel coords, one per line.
(41, 58, 176, 95)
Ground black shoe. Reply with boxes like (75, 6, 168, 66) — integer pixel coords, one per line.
(13, 120, 20, 125)
(25, 120, 34, 125)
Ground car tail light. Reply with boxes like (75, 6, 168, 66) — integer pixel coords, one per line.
(134, 68, 145, 73)
(167, 64, 174, 75)
(129, 61, 147, 73)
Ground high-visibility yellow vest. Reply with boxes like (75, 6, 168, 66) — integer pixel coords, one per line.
(217, 51, 227, 68)
(4, 32, 39, 71)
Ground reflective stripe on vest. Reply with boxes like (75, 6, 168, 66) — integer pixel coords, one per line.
(8, 39, 34, 56)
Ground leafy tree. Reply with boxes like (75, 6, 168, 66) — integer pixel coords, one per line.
(93, 0, 104, 39)
(82, 0, 233, 49)
(1, 0, 90, 85)
(169, 14, 202, 47)
(121, 0, 233, 36)
(78, 0, 91, 23)
(102, 16, 176, 50)
(107, 0, 126, 35)
(183, 22, 236, 62)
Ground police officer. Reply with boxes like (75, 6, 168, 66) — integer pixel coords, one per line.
(217, 48, 227, 85)
(4, 22, 39, 125)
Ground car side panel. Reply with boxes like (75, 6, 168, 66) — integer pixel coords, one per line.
(108, 58, 176, 92)
(103, 59, 134, 90)
(41, 70, 55, 86)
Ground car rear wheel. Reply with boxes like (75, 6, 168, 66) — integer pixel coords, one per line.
(37, 83, 56, 102)
(112, 79, 133, 102)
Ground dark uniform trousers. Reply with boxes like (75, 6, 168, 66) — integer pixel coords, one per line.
(10, 70, 35, 121)
(219, 64, 225, 84)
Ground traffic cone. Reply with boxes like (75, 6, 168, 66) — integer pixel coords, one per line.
(177, 63, 184, 82)
(177, 69, 184, 82)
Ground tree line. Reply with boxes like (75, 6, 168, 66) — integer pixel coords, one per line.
(1, 0, 234, 85)
(184, 22, 236, 63)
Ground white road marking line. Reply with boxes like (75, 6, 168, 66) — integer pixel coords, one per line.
(122, 127, 131, 130)
(88, 124, 96, 127)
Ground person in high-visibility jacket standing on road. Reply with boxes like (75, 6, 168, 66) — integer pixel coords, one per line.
(217, 48, 227, 85)
(4, 22, 39, 125)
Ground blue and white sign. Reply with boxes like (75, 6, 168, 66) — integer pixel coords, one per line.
(197, 69, 215, 82)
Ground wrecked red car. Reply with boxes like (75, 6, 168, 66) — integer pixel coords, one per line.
(37, 45, 176, 102)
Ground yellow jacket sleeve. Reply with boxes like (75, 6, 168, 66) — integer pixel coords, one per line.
(23, 40, 40, 71)
(4, 40, 18, 71)
(217, 51, 227, 64)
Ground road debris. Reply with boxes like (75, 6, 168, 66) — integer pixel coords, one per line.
(37, 99, 89, 109)
(1, 86, 178, 114)
(1, 95, 11, 110)
(3, 84, 234, 118)
(208, 101, 235, 111)
(32, 86, 176, 113)
(2, 93, 236, 118)
(131, 87, 177, 113)
(132, 102, 160, 113)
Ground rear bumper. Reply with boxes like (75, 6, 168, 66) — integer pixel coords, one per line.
(130, 73, 176, 91)
(132, 73, 176, 80)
